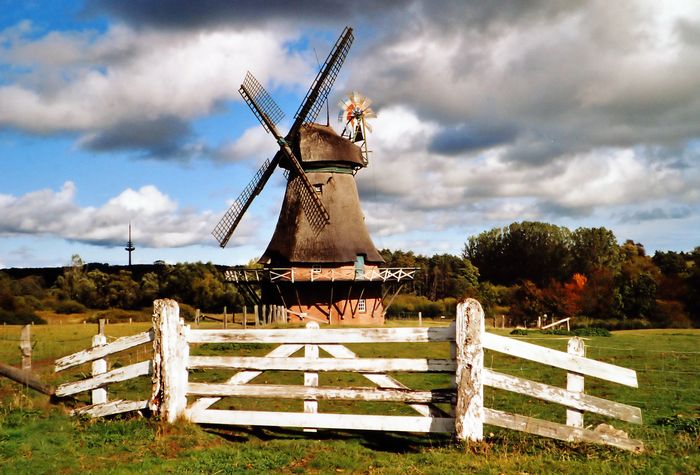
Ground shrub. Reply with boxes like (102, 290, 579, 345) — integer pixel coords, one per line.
(510, 328, 529, 335)
(572, 327, 612, 337)
(539, 328, 574, 336)
(652, 300, 692, 328)
(55, 299, 86, 314)
(179, 303, 196, 321)
(0, 308, 46, 325)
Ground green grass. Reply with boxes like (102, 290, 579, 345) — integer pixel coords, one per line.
(0, 321, 698, 474)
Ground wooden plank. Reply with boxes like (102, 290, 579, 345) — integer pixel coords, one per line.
(187, 344, 303, 414)
(55, 330, 153, 372)
(187, 356, 455, 373)
(187, 383, 455, 403)
(483, 332, 638, 387)
(187, 326, 454, 344)
(320, 344, 434, 417)
(454, 298, 484, 442)
(0, 362, 54, 396)
(55, 360, 152, 397)
(484, 408, 644, 452)
(483, 369, 642, 424)
(73, 399, 149, 418)
(190, 409, 455, 433)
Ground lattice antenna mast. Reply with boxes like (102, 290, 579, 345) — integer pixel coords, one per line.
(125, 222, 135, 266)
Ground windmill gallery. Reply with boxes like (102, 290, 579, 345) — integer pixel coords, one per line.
(211, 27, 416, 325)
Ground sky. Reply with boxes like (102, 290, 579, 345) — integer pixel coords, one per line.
(1, 0, 699, 268)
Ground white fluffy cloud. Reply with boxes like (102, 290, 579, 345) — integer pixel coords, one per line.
(0, 182, 230, 248)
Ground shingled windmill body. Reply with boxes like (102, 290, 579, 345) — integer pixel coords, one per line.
(212, 27, 415, 324)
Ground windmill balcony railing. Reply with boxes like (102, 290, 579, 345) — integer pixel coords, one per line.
(224, 267, 418, 283)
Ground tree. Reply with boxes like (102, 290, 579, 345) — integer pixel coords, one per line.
(508, 280, 546, 325)
(618, 240, 661, 319)
(570, 227, 621, 277)
(464, 221, 572, 286)
(579, 267, 623, 319)
(541, 273, 587, 319)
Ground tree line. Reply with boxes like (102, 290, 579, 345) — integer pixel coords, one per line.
(383, 222, 698, 328)
(0, 221, 698, 328)
(0, 256, 242, 324)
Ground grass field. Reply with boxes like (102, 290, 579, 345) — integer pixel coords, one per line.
(1, 316, 698, 474)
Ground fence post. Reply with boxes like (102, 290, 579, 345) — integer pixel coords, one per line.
(454, 298, 484, 443)
(150, 299, 189, 423)
(567, 336, 585, 428)
(254, 305, 259, 327)
(243, 306, 247, 328)
(19, 325, 31, 371)
(304, 321, 319, 432)
(91, 322, 108, 405)
(223, 306, 228, 329)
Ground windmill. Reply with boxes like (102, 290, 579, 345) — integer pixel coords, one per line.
(213, 27, 415, 324)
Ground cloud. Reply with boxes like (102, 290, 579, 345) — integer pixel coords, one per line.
(78, 115, 200, 159)
(85, 0, 407, 30)
(429, 122, 518, 155)
(0, 182, 229, 248)
(354, 104, 700, 243)
(616, 207, 692, 224)
(0, 22, 311, 159)
(214, 126, 279, 163)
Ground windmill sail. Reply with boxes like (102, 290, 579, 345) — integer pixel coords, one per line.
(212, 155, 279, 247)
(240, 74, 330, 232)
(291, 27, 354, 136)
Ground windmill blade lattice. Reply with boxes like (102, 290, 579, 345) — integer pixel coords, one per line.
(239, 72, 285, 133)
(291, 27, 354, 135)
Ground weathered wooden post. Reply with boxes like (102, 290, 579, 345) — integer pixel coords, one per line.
(243, 306, 247, 328)
(304, 321, 319, 432)
(454, 298, 484, 443)
(195, 309, 200, 327)
(19, 324, 31, 371)
(150, 299, 189, 423)
(254, 304, 259, 327)
(91, 322, 108, 405)
(567, 337, 585, 428)
(223, 306, 228, 329)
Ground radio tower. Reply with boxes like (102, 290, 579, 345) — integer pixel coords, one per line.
(125, 222, 135, 266)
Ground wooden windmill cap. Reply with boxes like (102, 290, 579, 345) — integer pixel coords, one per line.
(295, 123, 365, 168)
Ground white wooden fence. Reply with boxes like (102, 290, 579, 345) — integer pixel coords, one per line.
(52, 298, 643, 451)
(54, 320, 154, 418)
